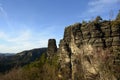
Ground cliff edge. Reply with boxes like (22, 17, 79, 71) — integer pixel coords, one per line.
(56, 14, 120, 80)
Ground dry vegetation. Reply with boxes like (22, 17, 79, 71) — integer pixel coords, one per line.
(0, 53, 59, 80)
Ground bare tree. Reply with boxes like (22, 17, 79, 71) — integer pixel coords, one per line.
(116, 10, 120, 20)
(109, 9, 114, 21)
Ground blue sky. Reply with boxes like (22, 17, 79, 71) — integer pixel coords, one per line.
(0, 0, 120, 53)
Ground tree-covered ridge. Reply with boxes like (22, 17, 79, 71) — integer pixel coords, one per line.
(0, 48, 46, 73)
(0, 52, 59, 80)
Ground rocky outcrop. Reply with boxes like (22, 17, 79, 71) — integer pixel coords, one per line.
(47, 39, 57, 58)
(58, 19, 120, 80)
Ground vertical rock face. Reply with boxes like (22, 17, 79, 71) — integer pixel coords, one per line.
(58, 19, 120, 80)
(47, 39, 57, 58)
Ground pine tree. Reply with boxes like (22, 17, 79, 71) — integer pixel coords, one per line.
(94, 16, 102, 22)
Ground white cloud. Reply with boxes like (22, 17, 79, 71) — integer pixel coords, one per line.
(0, 25, 60, 53)
(88, 0, 120, 13)
(88, 0, 119, 6)
(0, 31, 6, 38)
(0, 6, 7, 17)
(0, 4, 15, 31)
(7, 30, 31, 42)
(0, 29, 49, 53)
(78, 0, 120, 21)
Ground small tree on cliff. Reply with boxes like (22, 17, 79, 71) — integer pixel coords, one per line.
(94, 16, 102, 22)
(82, 20, 87, 25)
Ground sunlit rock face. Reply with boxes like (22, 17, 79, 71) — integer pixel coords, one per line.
(58, 20, 120, 80)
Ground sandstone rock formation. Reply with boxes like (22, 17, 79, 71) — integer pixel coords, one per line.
(47, 39, 57, 58)
(57, 18, 120, 80)
(46, 12, 120, 80)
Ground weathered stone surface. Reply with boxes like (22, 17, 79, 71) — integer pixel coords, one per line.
(56, 16, 120, 80)
(105, 37, 113, 47)
(47, 39, 57, 58)
(112, 37, 120, 46)
(94, 38, 104, 46)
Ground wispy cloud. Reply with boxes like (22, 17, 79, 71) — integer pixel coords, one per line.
(0, 25, 60, 53)
(0, 4, 49, 53)
(7, 30, 31, 42)
(0, 6, 7, 18)
(0, 30, 31, 53)
(0, 31, 6, 38)
(78, 0, 120, 21)
(0, 4, 13, 31)
(88, 0, 120, 13)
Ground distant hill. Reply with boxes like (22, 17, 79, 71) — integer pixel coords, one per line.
(0, 53, 15, 57)
(0, 48, 47, 72)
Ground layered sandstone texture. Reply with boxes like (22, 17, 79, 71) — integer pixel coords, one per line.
(58, 19, 120, 80)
